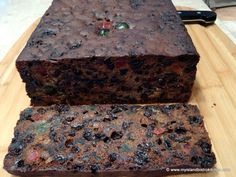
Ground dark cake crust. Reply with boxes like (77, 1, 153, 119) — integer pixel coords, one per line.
(16, 0, 199, 105)
(4, 104, 216, 176)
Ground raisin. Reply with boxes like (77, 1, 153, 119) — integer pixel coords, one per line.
(107, 110, 118, 120)
(201, 154, 216, 168)
(188, 116, 203, 125)
(72, 164, 84, 172)
(23, 134, 35, 144)
(67, 41, 81, 50)
(172, 152, 184, 159)
(82, 110, 88, 114)
(175, 127, 187, 134)
(71, 122, 84, 130)
(68, 130, 76, 137)
(145, 130, 153, 138)
(65, 139, 74, 148)
(15, 159, 24, 168)
(137, 142, 153, 151)
(103, 136, 110, 143)
(65, 116, 75, 122)
(104, 162, 112, 168)
(37, 108, 46, 114)
(90, 164, 100, 173)
(54, 155, 67, 164)
(164, 139, 172, 150)
(130, 0, 142, 9)
(20, 108, 33, 121)
(42, 29, 57, 36)
(191, 154, 216, 167)
(199, 141, 211, 154)
(44, 85, 57, 95)
(141, 124, 147, 128)
(50, 49, 64, 58)
(157, 138, 162, 145)
(169, 133, 191, 143)
(9, 142, 24, 156)
(120, 69, 128, 76)
(129, 166, 141, 170)
(191, 156, 202, 165)
(129, 59, 144, 71)
(146, 123, 155, 138)
(111, 106, 124, 114)
(83, 129, 93, 141)
(147, 123, 156, 130)
(153, 148, 161, 156)
(122, 121, 133, 130)
(134, 150, 149, 165)
(109, 153, 117, 162)
(111, 131, 123, 140)
(71, 146, 81, 153)
(165, 157, 173, 164)
(94, 133, 106, 141)
(55, 105, 70, 113)
(49, 128, 58, 142)
(104, 58, 114, 70)
(144, 108, 153, 118)
(103, 117, 111, 122)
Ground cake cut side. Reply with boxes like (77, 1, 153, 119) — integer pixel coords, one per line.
(4, 104, 216, 176)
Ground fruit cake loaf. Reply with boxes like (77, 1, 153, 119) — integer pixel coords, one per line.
(16, 0, 199, 105)
(4, 104, 216, 176)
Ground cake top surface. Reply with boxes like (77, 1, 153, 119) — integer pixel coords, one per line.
(17, 0, 198, 62)
(4, 104, 215, 174)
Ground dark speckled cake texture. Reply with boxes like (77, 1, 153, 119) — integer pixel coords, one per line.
(4, 104, 216, 176)
(16, 0, 199, 105)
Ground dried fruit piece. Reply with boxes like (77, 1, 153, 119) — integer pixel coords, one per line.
(98, 29, 109, 36)
(90, 164, 100, 173)
(153, 128, 166, 136)
(119, 144, 132, 152)
(122, 121, 133, 130)
(111, 131, 123, 140)
(20, 108, 33, 121)
(115, 22, 130, 30)
(108, 153, 117, 162)
(134, 150, 149, 165)
(26, 149, 40, 164)
(83, 129, 93, 141)
(188, 116, 202, 125)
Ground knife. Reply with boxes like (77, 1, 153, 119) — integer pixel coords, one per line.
(178, 10, 217, 24)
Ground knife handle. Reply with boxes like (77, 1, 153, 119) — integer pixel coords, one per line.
(178, 10, 217, 24)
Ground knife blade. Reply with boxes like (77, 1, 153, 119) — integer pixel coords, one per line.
(177, 10, 217, 24)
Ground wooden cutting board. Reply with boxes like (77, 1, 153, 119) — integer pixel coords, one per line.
(1, 9, 236, 177)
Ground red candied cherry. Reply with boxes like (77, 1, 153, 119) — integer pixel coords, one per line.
(153, 127, 166, 136)
(26, 149, 40, 163)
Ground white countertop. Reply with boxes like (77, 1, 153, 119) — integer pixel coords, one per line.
(0, 0, 235, 62)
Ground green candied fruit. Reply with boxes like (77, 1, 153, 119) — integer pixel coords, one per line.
(89, 105, 96, 111)
(20, 108, 33, 120)
(35, 121, 49, 134)
(127, 132, 135, 141)
(52, 117, 61, 127)
(115, 22, 130, 30)
(98, 29, 109, 36)
(92, 153, 102, 161)
(126, 110, 134, 115)
(120, 144, 132, 152)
